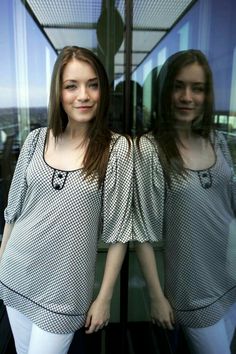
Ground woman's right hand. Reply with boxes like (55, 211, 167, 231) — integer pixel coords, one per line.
(150, 295, 175, 330)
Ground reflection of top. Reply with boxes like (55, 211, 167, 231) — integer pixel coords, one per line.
(0, 127, 133, 333)
(134, 132, 236, 327)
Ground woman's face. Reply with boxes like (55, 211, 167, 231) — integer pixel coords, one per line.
(61, 59, 100, 127)
(172, 62, 206, 125)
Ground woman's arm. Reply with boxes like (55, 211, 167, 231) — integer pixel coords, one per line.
(85, 242, 127, 333)
(0, 223, 14, 261)
(135, 241, 175, 330)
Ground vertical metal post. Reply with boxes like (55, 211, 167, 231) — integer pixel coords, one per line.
(120, 245, 129, 354)
(124, 0, 133, 134)
(119, 1, 133, 353)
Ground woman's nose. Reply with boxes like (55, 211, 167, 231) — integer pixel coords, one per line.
(77, 87, 89, 101)
(180, 87, 192, 102)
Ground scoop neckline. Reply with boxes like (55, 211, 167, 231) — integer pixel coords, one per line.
(185, 157, 217, 172)
(183, 137, 217, 172)
(41, 128, 84, 173)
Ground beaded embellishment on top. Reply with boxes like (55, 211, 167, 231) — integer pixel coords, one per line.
(197, 170, 212, 189)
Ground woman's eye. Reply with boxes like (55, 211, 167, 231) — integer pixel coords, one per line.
(193, 86, 205, 92)
(64, 84, 76, 90)
(89, 82, 99, 89)
(173, 83, 183, 91)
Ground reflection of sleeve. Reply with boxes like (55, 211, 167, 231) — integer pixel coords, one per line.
(133, 135, 165, 242)
(4, 129, 40, 223)
(217, 131, 234, 167)
(101, 135, 133, 243)
(216, 130, 236, 214)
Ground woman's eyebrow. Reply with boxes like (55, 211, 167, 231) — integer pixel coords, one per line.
(88, 77, 98, 82)
(62, 77, 98, 84)
(62, 79, 77, 84)
(175, 79, 205, 85)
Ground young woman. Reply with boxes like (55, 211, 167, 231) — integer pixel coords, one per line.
(134, 49, 236, 354)
(0, 46, 132, 354)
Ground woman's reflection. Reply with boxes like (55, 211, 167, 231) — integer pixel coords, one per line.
(134, 49, 236, 354)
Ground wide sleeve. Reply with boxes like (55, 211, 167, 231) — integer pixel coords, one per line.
(100, 135, 133, 243)
(4, 129, 40, 223)
(133, 135, 165, 243)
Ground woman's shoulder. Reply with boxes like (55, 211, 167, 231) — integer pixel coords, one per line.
(209, 129, 229, 152)
(110, 132, 131, 151)
(21, 127, 46, 150)
(135, 132, 157, 154)
(26, 126, 47, 142)
(213, 129, 226, 142)
(140, 132, 156, 145)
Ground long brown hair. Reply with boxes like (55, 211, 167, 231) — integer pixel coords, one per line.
(47, 46, 111, 186)
(152, 49, 215, 186)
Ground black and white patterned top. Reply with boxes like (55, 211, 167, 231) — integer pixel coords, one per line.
(134, 131, 236, 328)
(0, 127, 133, 334)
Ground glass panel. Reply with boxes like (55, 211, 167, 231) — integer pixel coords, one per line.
(131, 0, 236, 353)
(0, 0, 57, 238)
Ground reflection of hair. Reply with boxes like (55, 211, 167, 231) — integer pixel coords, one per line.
(47, 46, 111, 185)
(152, 49, 215, 185)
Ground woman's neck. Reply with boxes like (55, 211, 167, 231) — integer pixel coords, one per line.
(175, 122, 194, 142)
(64, 122, 89, 141)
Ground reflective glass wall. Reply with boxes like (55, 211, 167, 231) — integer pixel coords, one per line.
(129, 1, 236, 353)
(131, 0, 236, 141)
(1, 0, 236, 353)
(0, 0, 57, 237)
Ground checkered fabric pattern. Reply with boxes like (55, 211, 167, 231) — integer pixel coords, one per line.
(0, 128, 133, 334)
(134, 132, 236, 328)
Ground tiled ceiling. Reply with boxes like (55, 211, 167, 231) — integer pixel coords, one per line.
(24, 0, 196, 79)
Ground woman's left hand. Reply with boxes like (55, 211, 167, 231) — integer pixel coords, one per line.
(150, 296, 175, 330)
(85, 243, 127, 333)
(85, 297, 110, 334)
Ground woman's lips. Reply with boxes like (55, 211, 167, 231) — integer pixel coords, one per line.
(176, 107, 193, 110)
(75, 106, 93, 111)
(175, 107, 194, 113)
